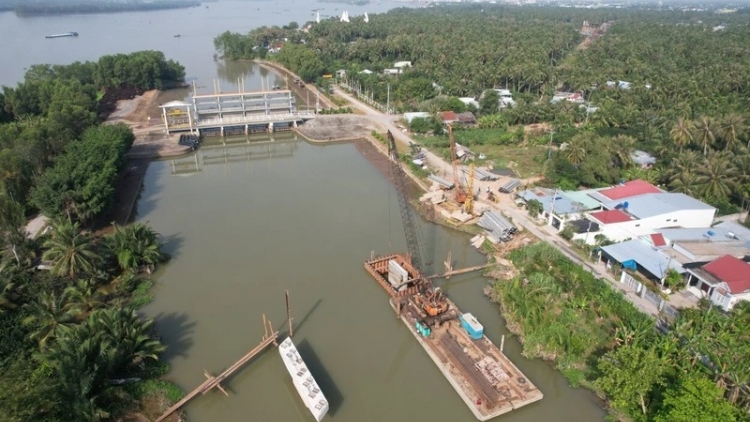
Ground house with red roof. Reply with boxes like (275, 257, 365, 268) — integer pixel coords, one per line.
(686, 255, 750, 311)
(575, 179, 716, 245)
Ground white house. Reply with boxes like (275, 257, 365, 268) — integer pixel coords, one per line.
(458, 97, 479, 109)
(393, 61, 412, 68)
(686, 255, 750, 311)
(383, 68, 402, 75)
(573, 180, 717, 244)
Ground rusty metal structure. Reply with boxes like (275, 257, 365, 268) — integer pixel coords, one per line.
(387, 130, 424, 275)
(447, 124, 467, 204)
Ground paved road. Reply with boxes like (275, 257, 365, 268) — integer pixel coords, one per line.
(334, 86, 663, 318)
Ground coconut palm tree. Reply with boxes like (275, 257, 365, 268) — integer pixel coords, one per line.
(564, 133, 590, 166)
(669, 118, 694, 152)
(693, 116, 716, 156)
(22, 292, 79, 349)
(42, 219, 101, 279)
(720, 114, 746, 153)
(63, 279, 105, 315)
(88, 307, 166, 372)
(106, 223, 168, 274)
(696, 151, 738, 202)
(610, 135, 636, 169)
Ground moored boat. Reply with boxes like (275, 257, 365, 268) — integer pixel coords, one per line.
(45, 32, 78, 39)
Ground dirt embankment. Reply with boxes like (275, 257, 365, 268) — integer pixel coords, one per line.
(255, 60, 335, 109)
(295, 115, 383, 142)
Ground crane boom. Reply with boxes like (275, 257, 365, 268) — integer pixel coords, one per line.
(447, 124, 467, 204)
(387, 130, 423, 274)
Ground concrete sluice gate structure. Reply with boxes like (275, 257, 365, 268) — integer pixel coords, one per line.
(365, 253, 543, 420)
(159, 86, 315, 136)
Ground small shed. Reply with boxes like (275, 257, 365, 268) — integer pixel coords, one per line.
(455, 112, 477, 125)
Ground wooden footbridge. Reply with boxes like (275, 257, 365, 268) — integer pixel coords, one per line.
(154, 292, 295, 422)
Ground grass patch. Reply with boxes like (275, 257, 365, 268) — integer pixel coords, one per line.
(127, 379, 184, 404)
(130, 279, 154, 309)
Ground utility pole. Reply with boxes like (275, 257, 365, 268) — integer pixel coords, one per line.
(387, 83, 390, 114)
(547, 128, 555, 161)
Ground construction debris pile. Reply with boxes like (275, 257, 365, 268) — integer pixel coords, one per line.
(477, 211, 518, 243)
(420, 186, 447, 204)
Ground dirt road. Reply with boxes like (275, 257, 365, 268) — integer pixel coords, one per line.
(335, 86, 665, 318)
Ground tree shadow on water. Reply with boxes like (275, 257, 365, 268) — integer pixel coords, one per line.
(160, 233, 184, 261)
(152, 312, 197, 361)
(296, 338, 343, 417)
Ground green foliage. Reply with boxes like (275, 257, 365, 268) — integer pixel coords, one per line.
(317, 107, 353, 115)
(275, 43, 326, 82)
(559, 224, 575, 241)
(480, 90, 500, 116)
(408, 117, 431, 134)
(526, 199, 543, 218)
(30, 124, 134, 223)
(595, 344, 665, 418)
(495, 242, 750, 420)
(654, 375, 737, 422)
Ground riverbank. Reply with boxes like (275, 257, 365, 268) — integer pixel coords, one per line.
(255, 60, 335, 109)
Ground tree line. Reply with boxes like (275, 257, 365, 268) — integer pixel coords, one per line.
(0, 51, 185, 421)
(13, 0, 200, 16)
(493, 242, 750, 422)
(0, 50, 185, 223)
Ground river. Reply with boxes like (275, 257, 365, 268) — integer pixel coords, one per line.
(1, 2, 606, 421)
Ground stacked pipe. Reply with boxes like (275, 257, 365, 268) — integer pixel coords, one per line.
(477, 211, 517, 243)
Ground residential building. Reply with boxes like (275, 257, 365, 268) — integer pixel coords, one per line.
(686, 255, 750, 311)
(517, 187, 603, 231)
(393, 61, 412, 68)
(438, 111, 459, 125)
(455, 112, 477, 126)
(458, 97, 479, 109)
(576, 180, 716, 244)
(631, 150, 656, 168)
(403, 112, 431, 125)
(550, 92, 584, 104)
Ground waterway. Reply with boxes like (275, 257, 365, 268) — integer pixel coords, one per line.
(0, 2, 606, 421)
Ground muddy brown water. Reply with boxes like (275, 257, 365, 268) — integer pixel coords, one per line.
(1, 3, 605, 420)
(136, 134, 605, 422)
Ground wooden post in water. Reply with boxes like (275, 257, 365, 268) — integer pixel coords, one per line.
(263, 314, 268, 338)
(500, 335, 505, 353)
(286, 290, 294, 338)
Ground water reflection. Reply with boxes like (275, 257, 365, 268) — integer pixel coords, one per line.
(169, 134, 300, 176)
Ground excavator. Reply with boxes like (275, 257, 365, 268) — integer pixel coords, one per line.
(447, 124, 467, 204)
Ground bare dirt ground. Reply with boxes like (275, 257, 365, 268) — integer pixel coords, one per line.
(107, 89, 193, 158)
(296, 115, 383, 142)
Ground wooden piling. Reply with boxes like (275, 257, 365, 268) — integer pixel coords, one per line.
(154, 316, 280, 422)
(286, 290, 294, 337)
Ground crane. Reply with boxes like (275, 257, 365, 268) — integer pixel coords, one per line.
(465, 163, 474, 214)
(387, 130, 424, 275)
(447, 124, 467, 204)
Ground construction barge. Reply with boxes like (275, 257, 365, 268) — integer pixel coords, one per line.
(365, 254, 543, 420)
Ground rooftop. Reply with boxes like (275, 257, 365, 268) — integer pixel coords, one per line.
(658, 227, 742, 243)
(518, 188, 594, 215)
(631, 150, 656, 166)
(564, 189, 605, 210)
(602, 193, 715, 220)
(595, 179, 662, 201)
(590, 209, 632, 224)
(601, 239, 685, 279)
(713, 220, 750, 241)
(439, 111, 458, 123)
(669, 240, 750, 264)
(703, 255, 750, 294)
(650, 233, 667, 247)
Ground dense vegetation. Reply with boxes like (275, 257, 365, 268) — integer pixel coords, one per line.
(494, 243, 750, 421)
(0, 51, 184, 420)
(214, 5, 750, 213)
(0, 50, 184, 222)
(11, 0, 200, 16)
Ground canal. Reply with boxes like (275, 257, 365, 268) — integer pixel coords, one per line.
(0, 1, 607, 420)
(138, 134, 605, 422)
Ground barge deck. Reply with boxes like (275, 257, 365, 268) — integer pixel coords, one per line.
(366, 254, 543, 420)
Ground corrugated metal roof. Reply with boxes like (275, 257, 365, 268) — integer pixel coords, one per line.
(714, 221, 750, 242)
(590, 209, 632, 224)
(403, 112, 431, 124)
(650, 233, 667, 247)
(703, 255, 750, 294)
(517, 189, 594, 215)
(598, 180, 662, 200)
(602, 239, 685, 279)
(658, 227, 737, 243)
(563, 189, 603, 210)
(602, 193, 714, 219)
